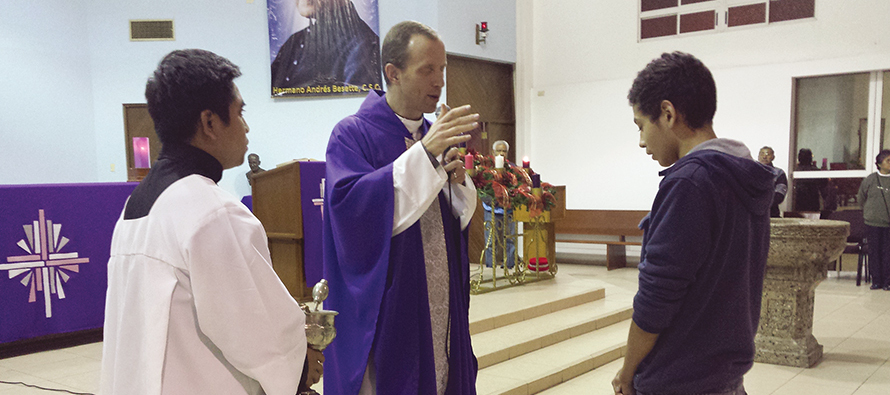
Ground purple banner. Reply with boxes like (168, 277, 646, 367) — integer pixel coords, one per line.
(0, 183, 136, 344)
(299, 161, 325, 287)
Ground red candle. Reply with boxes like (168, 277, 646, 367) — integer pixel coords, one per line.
(464, 154, 474, 169)
(522, 156, 530, 169)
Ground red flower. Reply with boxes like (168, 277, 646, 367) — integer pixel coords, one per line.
(466, 154, 558, 214)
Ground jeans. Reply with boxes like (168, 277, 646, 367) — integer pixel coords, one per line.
(866, 225, 890, 287)
(483, 208, 515, 268)
(636, 382, 746, 395)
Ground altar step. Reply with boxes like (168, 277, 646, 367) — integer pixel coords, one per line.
(470, 285, 633, 395)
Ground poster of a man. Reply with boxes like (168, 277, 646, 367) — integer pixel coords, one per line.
(268, 0, 382, 97)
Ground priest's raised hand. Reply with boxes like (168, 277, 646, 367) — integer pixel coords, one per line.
(420, 103, 477, 156)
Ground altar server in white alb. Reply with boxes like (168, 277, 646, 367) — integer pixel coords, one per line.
(100, 49, 323, 395)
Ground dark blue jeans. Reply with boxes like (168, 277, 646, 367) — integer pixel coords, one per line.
(866, 225, 890, 287)
(636, 382, 746, 395)
(483, 207, 515, 268)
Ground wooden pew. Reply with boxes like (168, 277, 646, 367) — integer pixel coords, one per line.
(554, 210, 648, 270)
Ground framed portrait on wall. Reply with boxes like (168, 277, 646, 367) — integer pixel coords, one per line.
(268, 0, 382, 97)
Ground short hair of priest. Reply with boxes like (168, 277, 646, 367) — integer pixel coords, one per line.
(381, 21, 440, 87)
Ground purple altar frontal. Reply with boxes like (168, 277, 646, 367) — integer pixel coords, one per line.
(0, 182, 136, 344)
(298, 161, 325, 287)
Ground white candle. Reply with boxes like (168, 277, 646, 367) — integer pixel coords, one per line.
(495, 155, 504, 169)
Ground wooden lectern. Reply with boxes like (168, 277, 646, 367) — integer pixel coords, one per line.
(251, 162, 312, 302)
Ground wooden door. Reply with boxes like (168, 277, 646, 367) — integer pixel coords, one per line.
(446, 56, 516, 163)
(446, 55, 515, 264)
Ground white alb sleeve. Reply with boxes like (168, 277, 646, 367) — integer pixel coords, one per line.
(186, 205, 307, 395)
(441, 176, 477, 230)
(392, 143, 448, 236)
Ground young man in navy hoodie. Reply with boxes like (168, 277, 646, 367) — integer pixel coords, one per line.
(612, 52, 774, 395)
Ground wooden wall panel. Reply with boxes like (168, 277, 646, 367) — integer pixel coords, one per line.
(447, 55, 516, 264)
(446, 55, 516, 162)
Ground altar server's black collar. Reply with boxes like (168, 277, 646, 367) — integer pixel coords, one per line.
(123, 143, 223, 220)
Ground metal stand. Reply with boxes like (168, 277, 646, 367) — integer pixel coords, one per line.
(470, 205, 555, 294)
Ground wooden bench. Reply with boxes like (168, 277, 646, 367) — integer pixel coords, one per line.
(554, 210, 648, 270)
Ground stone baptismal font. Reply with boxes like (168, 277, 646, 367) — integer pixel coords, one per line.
(755, 218, 849, 368)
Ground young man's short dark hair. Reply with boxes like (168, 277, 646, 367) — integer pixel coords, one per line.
(627, 51, 717, 130)
(145, 49, 242, 145)
(380, 20, 440, 86)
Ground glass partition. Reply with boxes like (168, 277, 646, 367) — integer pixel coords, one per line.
(790, 70, 888, 213)
(794, 73, 870, 171)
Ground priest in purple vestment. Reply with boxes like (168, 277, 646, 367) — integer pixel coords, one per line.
(323, 21, 480, 395)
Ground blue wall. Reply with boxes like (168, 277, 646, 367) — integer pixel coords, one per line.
(0, 1, 97, 185)
(1, 0, 515, 197)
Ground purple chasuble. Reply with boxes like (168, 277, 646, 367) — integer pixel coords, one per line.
(323, 90, 477, 395)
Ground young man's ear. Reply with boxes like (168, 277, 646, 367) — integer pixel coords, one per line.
(660, 100, 676, 126)
(196, 109, 218, 141)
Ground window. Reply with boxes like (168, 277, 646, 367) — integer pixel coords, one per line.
(791, 71, 889, 210)
(639, 0, 814, 41)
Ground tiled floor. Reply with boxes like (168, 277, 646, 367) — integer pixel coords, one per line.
(542, 264, 890, 395)
(1, 263, 888, 394)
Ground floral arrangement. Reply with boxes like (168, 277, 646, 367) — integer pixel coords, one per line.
(466, 148, 557, 218)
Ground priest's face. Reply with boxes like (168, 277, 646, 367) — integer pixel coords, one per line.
(391, 35, 446, 119)
(634, 104, 679, 167)
(216, 85, 250, 169)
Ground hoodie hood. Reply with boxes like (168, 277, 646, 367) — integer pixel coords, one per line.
(660, 138, 774, 216)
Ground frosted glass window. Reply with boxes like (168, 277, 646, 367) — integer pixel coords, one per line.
(728, 3, 766, 27)
(641, 15, 678, 39)
(769, 0, 815, 23)
(680, 10, 716, 33)
(794, 73, 870, 171)
(640, 0, 815, 41)
(642, 0, 678, 12)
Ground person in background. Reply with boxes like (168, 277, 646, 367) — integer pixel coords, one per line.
(483, 140, 516, 268)
(492, 140, 509, 158)
(758, 146, 788, 217)
(794, 148, 837, 215)
(857, 149, 890, 291)
(794, 148, 823, 212)
(613, 52, 773, 395)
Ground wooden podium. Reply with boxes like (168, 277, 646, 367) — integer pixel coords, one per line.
(251, 162, 312, 302)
